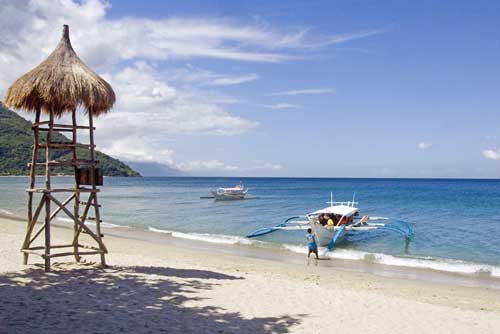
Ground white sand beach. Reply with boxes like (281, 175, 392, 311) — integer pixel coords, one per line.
(1, 216, 500, 334)
(2, 1, 500, 333)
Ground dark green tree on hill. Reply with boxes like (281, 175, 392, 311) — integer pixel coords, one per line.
(0, 103, 140, 176)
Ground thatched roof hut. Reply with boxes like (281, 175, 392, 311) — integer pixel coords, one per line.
(3, 25, 115, 116)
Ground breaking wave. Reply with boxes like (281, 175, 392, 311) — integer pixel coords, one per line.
(148, 227, 255, 245)
(0, 209, 15, 216)
(283, 244, 500, 278)
(56, 217, 122, 228)
(369, 216, 390, 220)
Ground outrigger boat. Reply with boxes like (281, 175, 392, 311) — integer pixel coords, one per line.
(211, 183, 249, 200)
(247, 193, 413, 252)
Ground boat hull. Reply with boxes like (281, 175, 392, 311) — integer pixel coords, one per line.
(211, 191, 247, 201)
(309, 221, 348, 246)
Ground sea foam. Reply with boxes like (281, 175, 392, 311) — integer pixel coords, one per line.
(0, 209, 15, 216)
(369, 216, 390, 220)
(56, 217, 122, 228)
(148, 227, 254, 245)
(283, 244, 500, 278)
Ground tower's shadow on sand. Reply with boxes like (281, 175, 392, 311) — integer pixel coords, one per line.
(0, 264, 303, 333)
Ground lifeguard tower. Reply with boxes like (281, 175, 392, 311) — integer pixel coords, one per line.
(3, 25, 115, 271)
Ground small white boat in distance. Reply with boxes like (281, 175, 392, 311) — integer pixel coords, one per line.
(211, 183, 249, 200)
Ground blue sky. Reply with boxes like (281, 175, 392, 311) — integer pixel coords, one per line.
(1, 0, 500, 177)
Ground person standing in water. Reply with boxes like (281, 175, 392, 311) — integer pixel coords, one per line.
(306, 228, 319, 259)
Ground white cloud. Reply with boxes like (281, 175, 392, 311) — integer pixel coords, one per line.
(99, 63, 257, 136)
(254, 163, 284, 171)
(99, 140, 286, 174)
(207, 74, 259, 86)
(101, 137, 175, 165)
(176, 160, 239, 172)
(0, 0, 382, 167)
(89, 62, 257, 160)
(175, 160, 284, 173)
(483, 149, 500, 161)
(168, 66, 259, 87)
(270, 88, 334, 96)
(265, 102, 300, 110)
(417, 142, 432, 150)
(211, 97, 243, 104)
(0, 0, 380, 95)
(299, 29, 385, 48)
(101, 143, 242, 173)
(0, 0, 383, 91)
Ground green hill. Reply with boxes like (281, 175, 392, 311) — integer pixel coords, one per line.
(0, 102, 140, 177)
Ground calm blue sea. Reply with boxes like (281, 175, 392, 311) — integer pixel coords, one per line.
(1, 176, 500, 276)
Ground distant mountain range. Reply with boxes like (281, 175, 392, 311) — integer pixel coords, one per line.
(0, 102, 140, 177)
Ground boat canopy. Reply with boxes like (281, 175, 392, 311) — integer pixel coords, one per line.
(309, 205, 358, 217)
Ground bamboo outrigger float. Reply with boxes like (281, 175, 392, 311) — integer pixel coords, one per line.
(3, 25, 115, 271)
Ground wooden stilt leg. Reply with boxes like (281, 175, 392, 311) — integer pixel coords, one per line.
(24, 194, 33, 265)
(44, 195, 51, 272)
(44, 110, 53, 272)
(23, 248, 29, 265)
(24, 109, 41, 265)
(22, 195, 46, 249)
(93, 194, 106, 267)
(74, 193, 81, 262)
(88, 111, 106, 268)
(71, 109, 81, 262)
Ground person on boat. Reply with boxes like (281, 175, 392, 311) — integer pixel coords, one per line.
(318, 214, 326, 226)
(359, 215, 369, 225)
(306, 228, 319, 259)
(327, 214, 335, 226)
(338, 216, 349, 225)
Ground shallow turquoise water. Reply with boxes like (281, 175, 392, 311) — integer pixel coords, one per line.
(1, 176, 500, 272)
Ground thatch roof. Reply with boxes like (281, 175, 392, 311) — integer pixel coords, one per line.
(3, 25, 115, 116)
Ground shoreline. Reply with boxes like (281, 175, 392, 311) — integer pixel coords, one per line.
(113, 223, 500, 290)
(2, 175, 500, 180)
(1, 216, 500, 333)
(2, 212, 500, 290)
